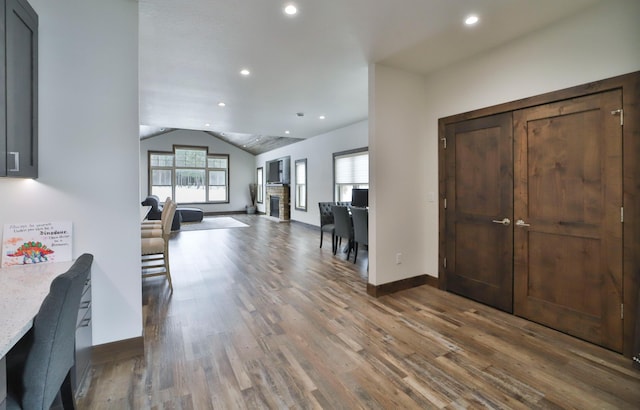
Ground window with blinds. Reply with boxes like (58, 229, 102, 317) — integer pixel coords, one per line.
(334, 148, 368, 202)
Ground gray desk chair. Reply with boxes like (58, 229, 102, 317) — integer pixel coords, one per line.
(351, 207, 368, 263)
(331, 205, 354, 259)
(6, 253, 94, 410)
(318, 202, 335, 250)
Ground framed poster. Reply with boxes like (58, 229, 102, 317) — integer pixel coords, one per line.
(2, 221, 72, 267)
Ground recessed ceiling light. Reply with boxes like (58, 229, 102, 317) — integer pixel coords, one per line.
(205, 123, 210, 127)
(218, 102, 226, 107)
(285, 130, 290, 135)
(319, 115, 326, 120)
(465, 15, 479, 25)
(284, 3, 298, 16)
(240, 68, 250, 76)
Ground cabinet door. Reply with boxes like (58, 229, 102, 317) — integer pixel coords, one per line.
(444, 113, 514, 313)
(513, 90, 623, 352)
(5, 0, 37, 178)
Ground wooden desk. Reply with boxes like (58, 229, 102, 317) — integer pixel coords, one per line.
(0, 261, 74, 409)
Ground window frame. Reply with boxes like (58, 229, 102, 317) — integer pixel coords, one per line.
(148, 145, 230, 204)
(333, 147, 369, 203)
(147, 152, 174, 202)
(256, 167, 264, 204)
(206, 153, 230, 203)
(294, 158, 307, 211)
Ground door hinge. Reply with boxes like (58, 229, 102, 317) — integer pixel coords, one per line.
(621, 303, 624, 320)
(444, 198, 447, 209)
(443, 257, 447, 269)
(611, 109, 624, 126)
(621, 207, 624, 223)
(441, 137, 447, 149)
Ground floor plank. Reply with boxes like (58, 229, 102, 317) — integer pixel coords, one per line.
(77, 215, 640, 409)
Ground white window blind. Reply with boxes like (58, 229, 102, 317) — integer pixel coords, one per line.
(296, 162, 306, 184)
(335, 152, 368, 184)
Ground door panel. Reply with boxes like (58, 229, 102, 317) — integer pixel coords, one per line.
(513, 90, 623, 351)
(445, 113, 513, 313)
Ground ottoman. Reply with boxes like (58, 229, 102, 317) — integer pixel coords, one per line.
(178, 207, 204, 223)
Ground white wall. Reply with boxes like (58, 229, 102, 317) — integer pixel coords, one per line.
(140, 130, 256, 213)
(369, 65, 431, 286)
(370, 0, 640, 286)
(0, 1, 141, 345)
(255, 120, 368, 227)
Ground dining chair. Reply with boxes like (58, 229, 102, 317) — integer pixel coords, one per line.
(142, 197, 173, 238)
(331, 205, 354, 259)
(141, 199, 176, 291)
(318, 202, 335, 250)
(6, 253, 94, 410)
(142, 197, 173, 230)
(351, 207, 368, 263)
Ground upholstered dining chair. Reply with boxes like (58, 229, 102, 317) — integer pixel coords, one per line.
(331, 205, 354, 259)
(142, 197, 172, 230)
(141, 196, 182, 231)
(142, 197, 173, 238)
(141, 199, 176, 291)
(6, 253, 94, 410)
(318, 202, 335, 250)
(351, 207, 368, 264)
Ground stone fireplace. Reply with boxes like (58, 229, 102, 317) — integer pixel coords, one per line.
(266, 184, 290, 221)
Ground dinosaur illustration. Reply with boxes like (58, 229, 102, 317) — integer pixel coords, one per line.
(7, 241, 55, 264)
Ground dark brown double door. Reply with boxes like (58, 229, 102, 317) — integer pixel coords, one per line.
(444, 90, 623, 352)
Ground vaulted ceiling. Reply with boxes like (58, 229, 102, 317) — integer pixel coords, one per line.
(139, 0, 601, 154)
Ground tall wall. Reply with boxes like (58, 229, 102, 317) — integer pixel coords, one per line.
(0, 1, 141, 344)
(140, 129, 256, 213)
(370, 0, 640, 286)
(255, 120, 368, 227)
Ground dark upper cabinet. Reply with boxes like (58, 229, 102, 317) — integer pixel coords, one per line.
(1, 0, 38, 178)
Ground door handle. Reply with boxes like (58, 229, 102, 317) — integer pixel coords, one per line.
(491, 218, 511, 226)
(516, 219, 530, 227)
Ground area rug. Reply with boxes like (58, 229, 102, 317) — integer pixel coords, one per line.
(179, 217, 249, 231)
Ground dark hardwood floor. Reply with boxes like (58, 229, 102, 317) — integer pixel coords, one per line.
(77, 215, 640, 409)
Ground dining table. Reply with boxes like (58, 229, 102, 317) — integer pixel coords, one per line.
(0, 260, 74, 409)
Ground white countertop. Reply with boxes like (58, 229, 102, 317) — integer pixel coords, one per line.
(0, 261, 75, 357)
